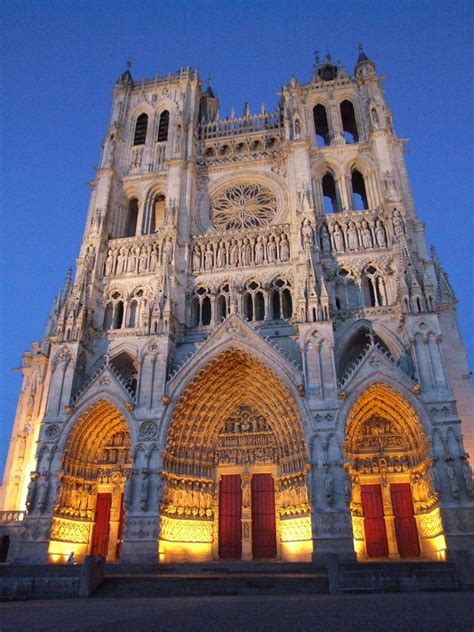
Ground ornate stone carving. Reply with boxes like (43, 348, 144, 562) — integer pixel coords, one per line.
(280, 515, 312, 542)
(211, 183, 277, 229)
(160, 515, 213, 543)
(44, 424, 60, 441)
(354, 416, 408, 453)
(139, 421, 158, 440)
(50, 517, 90, 543)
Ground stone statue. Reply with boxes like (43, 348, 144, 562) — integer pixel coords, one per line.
(216, 242, 226, 268)
(347, 221, 359, 250)
(105, 251, 114, 276)
(242, 237, 252, 266)
(280, 234, 290, 261)
(241, 477, 250, 508)
(461, 458, 473, 493)
(302, 218, 314, 246)
(124, 472, 134, 509)
(25, 473, 38, 512)
(204, 244, 213, 270)
(37, 473, 50, 513)
(320, 225, 331, 253)
(392, 210, 404, 237)
(375, 219, 387, 247)
(361, 220, 373, 249)
(255, 236, 265, 264)
(446, 460, 459, 499)
(333, 224, 344, 252)
(192, 244, 201, 272)
(267, 236, 277, 263)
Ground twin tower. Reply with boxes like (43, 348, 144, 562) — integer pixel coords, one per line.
(1, 49, 473, 568)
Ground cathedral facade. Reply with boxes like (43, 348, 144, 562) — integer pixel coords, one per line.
(1, 49, 473, 566)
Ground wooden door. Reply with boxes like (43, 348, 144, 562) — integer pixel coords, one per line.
(251, 474, 277, 559)
(361, 484, 388, 558)
(91, 493, 112, 559)
(219, 475, 242, 559)
(390, 483, 420, 558)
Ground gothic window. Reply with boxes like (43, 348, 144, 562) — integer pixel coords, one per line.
(243, 281, 265, 322)
(128, 300, 138, 328)
(334, 268, 360, 310)
(216, 283, 231, 322)
(191, 286, 212, 327)
(157, 110, 170, 142)
(322, 172, 340, 213)
(110, 351, 138, 397)
(313, 104, 330, 147)
(133, 113, 148, 145)
(125, 199, 139, 237)
(362, 265, 388, 307)
(351, 170, 369, 210)
(340, 100, 359, 143)
(338, 326, 391, 378)
(113, 301, 124, 329)
(211, 183, 278, 230)
(270, 278, 293, 319)
(103, 303, 113, 330)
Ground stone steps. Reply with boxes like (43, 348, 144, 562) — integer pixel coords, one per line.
(93, 562, 330, 598)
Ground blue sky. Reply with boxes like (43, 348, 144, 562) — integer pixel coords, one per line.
(1, 0, 473, 477)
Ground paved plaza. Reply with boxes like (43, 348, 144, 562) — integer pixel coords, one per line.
(1, 593, 473, 632)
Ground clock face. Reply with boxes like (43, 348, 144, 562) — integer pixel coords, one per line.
(210, 183, 277, 230)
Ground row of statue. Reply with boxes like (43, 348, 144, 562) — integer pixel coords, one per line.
(161, 477, 214, 518)
(278, 473, 311, 515)
(192, 231, 290, 272)
(53, 481, 96, 521)
(318, 214, 395, 255)
(104, 237, 174, 277)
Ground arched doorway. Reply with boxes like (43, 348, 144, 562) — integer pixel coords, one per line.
(48, 400, 131, 563)
(345, 384, 445, 561)
(159, 349, 312, 563)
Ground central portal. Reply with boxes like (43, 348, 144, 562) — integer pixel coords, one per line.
(218, 473, 277, 560)
(159, 349, 312, 563)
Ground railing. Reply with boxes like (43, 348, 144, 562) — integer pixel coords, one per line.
(198, 110, 282, 140)
(0, 510, 25, 523)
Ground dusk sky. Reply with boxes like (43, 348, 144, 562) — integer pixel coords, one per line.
(1, 0, 473, 477)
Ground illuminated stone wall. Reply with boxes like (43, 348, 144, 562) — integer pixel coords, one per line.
(1, 49, 473, 565)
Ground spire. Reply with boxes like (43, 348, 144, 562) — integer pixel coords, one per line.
(116, 59, 134, 86)
(357, 43, 369, 63)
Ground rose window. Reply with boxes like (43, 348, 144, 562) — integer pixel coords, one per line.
(211, 183, 277, 229)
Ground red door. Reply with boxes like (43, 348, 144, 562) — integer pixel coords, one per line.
(361, 484, 388, 558)
(91, 493, 112, 559)
(219, 475, 242, 559)
(116, 493, 125, 560)
(390, 483, 420, 558)
(251, 474, 277, 559)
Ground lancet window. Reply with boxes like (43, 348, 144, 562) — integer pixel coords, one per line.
(334, 268, 360, 311)
(216, 283, 231, 322)
(157, 110, 170, 142)
(270, 278, 293, 320)
(313, 104, 330, 147)
(124, 199, 139, 237)
(351, 170, 369, 210)
(340, 100, 359, 143)
(133, 113, 148, 146)
(322, 172, 340, 213)
(242, 281, 265, 322)
(362, 265, 388, 307)
(191, 286, 212, 327)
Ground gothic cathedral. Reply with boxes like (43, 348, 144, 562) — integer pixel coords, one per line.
(1, 49, 473, 567)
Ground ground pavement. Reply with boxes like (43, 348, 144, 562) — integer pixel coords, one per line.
(1, 592, 473, 631)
